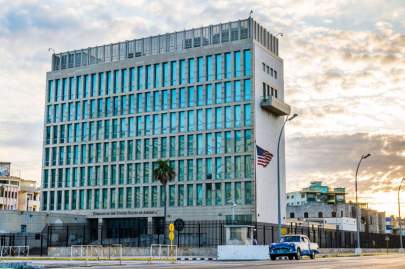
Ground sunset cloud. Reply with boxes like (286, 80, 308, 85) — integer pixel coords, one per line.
(0, 0, 403, 214)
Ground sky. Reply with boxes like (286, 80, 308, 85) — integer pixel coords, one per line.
(0, 0, 404, 215)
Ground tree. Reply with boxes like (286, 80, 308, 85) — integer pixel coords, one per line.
(153, 159, 176, 243)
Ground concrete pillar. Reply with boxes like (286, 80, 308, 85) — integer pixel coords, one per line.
(98, 218, 103, 243)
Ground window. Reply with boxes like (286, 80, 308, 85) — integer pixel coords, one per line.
(163, 62, 169, 87)
(145, 65, 152, 89)
(206, 84, 213, 105)
(170, 61, 177, 86)
(206, 55, 213, 81)
(151, 186, 158, 207)
(143, 186, 149, 208)
(234, 51, 241, 77)
(215, 54, 221, 80)
(245, 181, 252, 205)
(197, 57, 204, 82)
(332, 211, 337, 218)
(290, 212, 295, 218)
(154, 64, 160, 89)
(304, 212, 309, 218)
(235, 182, 242, 205)
(187, 184, 193, 206)
(168, 185, 175, 207)
(126, 188, 132, 208)
(206, 183, 212, 206)
(178, 185, 184, 206)
(179, 60, 186, 85)
(318, 212, 323, 218)
(188, 86, 195, 107)
(224, 52, 231, 79)
(215, 183, 222, 206)
(243, 50, 251, 76)
(225, 182, 232, 204)
(188, 58, 195, 84)
(196, 184, 203, 206)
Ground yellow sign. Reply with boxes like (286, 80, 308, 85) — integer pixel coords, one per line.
(169, 231, 175, 241)
(169, 223, 175, 232)
(281, 227, 287, 235)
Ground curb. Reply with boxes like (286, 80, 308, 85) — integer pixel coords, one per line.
(177, 257, 215, 261)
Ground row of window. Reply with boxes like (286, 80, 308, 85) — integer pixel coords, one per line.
(262, 82, 278, 99)
(46, 80, 251, 124)
(45, 104, 252, 145)
(46, 80, 251, 126)
(48, 50, 251, 103)
(262, 62, 278, 79)
(43, 154, 254, 189)
(0, 190, 17, 199)
(42, 181, 254, 211)
(44, 129, 253, 167)
(289, 211, 344, 219)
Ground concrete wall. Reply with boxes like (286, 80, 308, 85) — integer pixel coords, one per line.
(48, 246, 403, 258)
(0, 211, 86, 234)
(48, 246, 217, 257)
(253, 41, 286, 224)
(287, 204, 385, 233)
(319, 248, 405, 255)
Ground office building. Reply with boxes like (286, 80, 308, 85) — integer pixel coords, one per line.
(41, 17, 291, 228)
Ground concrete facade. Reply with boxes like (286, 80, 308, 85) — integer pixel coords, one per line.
(0, 175, 40, 211)
(0, 211, 86, 234)
(287, 203, 386, 233)
(41, 18, 290, 225)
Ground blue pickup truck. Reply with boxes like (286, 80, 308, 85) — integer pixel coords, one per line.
(270, 234, 319, 260)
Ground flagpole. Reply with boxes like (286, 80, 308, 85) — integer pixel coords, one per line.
(253, 139, 258, 225)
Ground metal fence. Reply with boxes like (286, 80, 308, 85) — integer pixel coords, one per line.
(1, 220, 403, 256)
(45, 221, 405, 249)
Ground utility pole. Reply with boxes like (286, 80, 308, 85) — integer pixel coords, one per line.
(276, 113, 298, 241)
(354, 153, 371, 255)
(398, 178, 404, 253)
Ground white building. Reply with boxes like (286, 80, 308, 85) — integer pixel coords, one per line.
(0, 176, 40, 212)
(42, 17, 291, 229)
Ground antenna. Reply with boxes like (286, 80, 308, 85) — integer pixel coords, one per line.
(249, 10, 253, 18)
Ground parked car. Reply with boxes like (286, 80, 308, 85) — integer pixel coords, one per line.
(269, 234, 319, 260)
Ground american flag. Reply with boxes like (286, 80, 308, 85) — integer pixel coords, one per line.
(256, 145, 273, 167)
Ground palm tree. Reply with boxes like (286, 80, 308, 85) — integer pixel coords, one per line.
(153, 159, 176, 244)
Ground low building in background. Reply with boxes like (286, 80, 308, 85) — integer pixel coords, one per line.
(0, 211, 87, 234)
(287, 181, 386, 233)
(0, 162, 40, 211)
(287, 181, 346, 207)
(304, 217, 357, 232)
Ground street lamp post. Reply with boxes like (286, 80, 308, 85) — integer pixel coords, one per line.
(398, 177, 405, 253)
(354, 153, 371, 255)
(277, 113, 298, 241)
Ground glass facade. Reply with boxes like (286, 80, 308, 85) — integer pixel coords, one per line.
(43, 20, 260, 221)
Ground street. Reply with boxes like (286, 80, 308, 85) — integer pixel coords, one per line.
(6, 255, 405, 269)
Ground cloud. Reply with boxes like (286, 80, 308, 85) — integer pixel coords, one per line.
(0, 0, 404, 214)
(286, 133, 405, 195)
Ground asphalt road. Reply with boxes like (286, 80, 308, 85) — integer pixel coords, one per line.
(5, 255, 405, 269)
